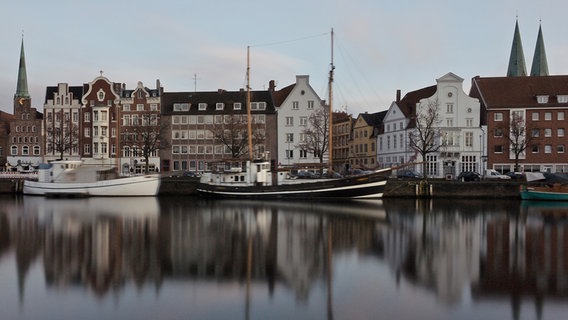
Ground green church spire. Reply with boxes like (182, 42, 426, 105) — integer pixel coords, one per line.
(507, 20, 527, 77)
(530, 24, 549, 76)
(15, 37, 30, 99)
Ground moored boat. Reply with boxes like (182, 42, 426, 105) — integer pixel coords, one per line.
(23, 160, 161, 197)
(196, 159, 390, 199)
(520, 184, 568, 201)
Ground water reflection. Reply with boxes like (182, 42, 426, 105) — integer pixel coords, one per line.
(0, 196, 567, 319)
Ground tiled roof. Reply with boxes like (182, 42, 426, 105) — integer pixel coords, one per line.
(271, 83, 295, 107)
(397, 85, 437, 118)
(471, 75, 568, 108)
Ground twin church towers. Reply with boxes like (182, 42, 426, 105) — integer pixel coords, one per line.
(507, 20, 549, 77)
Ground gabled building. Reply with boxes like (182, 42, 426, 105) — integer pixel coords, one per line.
(380, 73, 483, 178)
(0, 111, 15, 169)
(351, 111, 385, 170)
(378, 86, 436, 170)
(79, 74, 122, 165)
(7, 38, 43, 172)
(118, 80, 162, 174)
(43, 83, 84, 162)
(272, 75, 326, 168)
(160, 87, 277, 173)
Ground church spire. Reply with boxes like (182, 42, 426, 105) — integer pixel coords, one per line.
(530, 23, 549, 76)
(15, 36, 30, 99)
(507, 19, 527, 77)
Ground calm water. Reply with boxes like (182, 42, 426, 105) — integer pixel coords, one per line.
(0, 195, 567, 320)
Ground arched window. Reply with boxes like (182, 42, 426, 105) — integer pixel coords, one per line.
(33, 146, 40, 155)
(11, 146, 18, 155)
(22, 146, 29, 155)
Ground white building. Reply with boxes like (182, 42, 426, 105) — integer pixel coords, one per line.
(274, 75, 326, 168)
(379, 73, 485, 178)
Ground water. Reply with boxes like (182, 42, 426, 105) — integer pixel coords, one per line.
(0, 195, 567, 320)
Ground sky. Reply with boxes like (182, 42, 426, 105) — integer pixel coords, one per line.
(1, 0, 567, 116)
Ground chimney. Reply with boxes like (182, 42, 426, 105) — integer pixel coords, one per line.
(268, 80, 276, 92)
(396, 89, 401, 102)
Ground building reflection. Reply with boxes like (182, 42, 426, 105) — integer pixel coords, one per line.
(1, 196, 567, 320)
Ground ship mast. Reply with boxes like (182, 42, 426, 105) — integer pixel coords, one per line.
(327, 29, 335, 173)
(246, 46, 253, 161)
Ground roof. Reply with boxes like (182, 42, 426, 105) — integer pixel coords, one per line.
(161, 89, 276, 115)
(271, 83, 295, 107)
(470, 75, 568, 108)
(397, 85, 437, 118)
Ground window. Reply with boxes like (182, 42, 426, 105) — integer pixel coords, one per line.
(250, 102, 266, 110)
(300, 116, 308, 126)
(308, 101, 314, 109)
(558, 112, 565, 120)
(173, 103, 190, 111)
(545, 128, 552, 137)
(446, 103, 454, 113)
(466, 118, 473, 127)
(292, 101, 299, 110)
(233, 102, 242, 110)
(446, 118, 453, 127)
(216, 103, 224, 110)
(558, 128, 565, 137)
(494, 145, 503, 153)
(137, 104, 144, 111)
(299, 150, 307, 158)
(494, 112, 503, 121)
(532, 144, 539, 153)
(11, 146, 17, 155)
(198, 103, 207, 111)
(465, 132, 473, 147)
(84, 113, 90, 122)
(545, 112, 552, 120)
(531, 129, 539, 137)
(285, 117, 293, 126)
(532, 112, 539, 121)
(286, 133, 294, 142)
(545, 144, 552, 153)
(558, 145, 565, 153)
(286, 149, 294, 159)
(150, 104, 158, 111)
(537, 95, 549, 103)
(33, 146, 40, 155)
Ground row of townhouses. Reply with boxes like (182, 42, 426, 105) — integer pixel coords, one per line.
(1, 21, 567, 178)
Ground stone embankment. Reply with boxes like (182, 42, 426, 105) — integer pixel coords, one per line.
(0, 176, 524, 198)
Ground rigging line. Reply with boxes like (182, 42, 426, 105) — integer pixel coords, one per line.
(249, 32, 329, 48)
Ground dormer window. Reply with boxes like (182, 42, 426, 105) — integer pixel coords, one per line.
(536, 95, 549, 104)
(198, 103, 207, 111)
(216, 103, 224, 110)
(558, 95, 568, 103)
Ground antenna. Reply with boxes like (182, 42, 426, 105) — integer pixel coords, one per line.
(193, 73, 201, 92)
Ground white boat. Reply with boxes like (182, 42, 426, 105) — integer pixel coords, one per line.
(23, 160, 161, 197)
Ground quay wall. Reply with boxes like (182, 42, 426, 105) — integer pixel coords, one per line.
(0, 177, 523, 199)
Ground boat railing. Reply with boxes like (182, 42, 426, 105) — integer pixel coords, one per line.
(0, 172, 38, 180)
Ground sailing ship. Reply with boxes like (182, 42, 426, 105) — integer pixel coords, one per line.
(197, 30, 391, 199)
(23, 160, 161, 197)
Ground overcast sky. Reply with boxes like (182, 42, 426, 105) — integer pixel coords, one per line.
(1, 0, 566, 116)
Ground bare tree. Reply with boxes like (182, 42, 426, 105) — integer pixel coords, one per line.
(46, 123, 79, 160)
(408, 99, 442, 177)
(296, 105, 330, 164)
(122, 110, 169, 173)
(496, 111, 538, 172)
(210, 114, 266, 159)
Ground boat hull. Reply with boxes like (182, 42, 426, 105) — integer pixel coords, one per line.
(520, 189, 568, 201)
(23, 174, 161, 197)
(197, 173, 388, 199)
